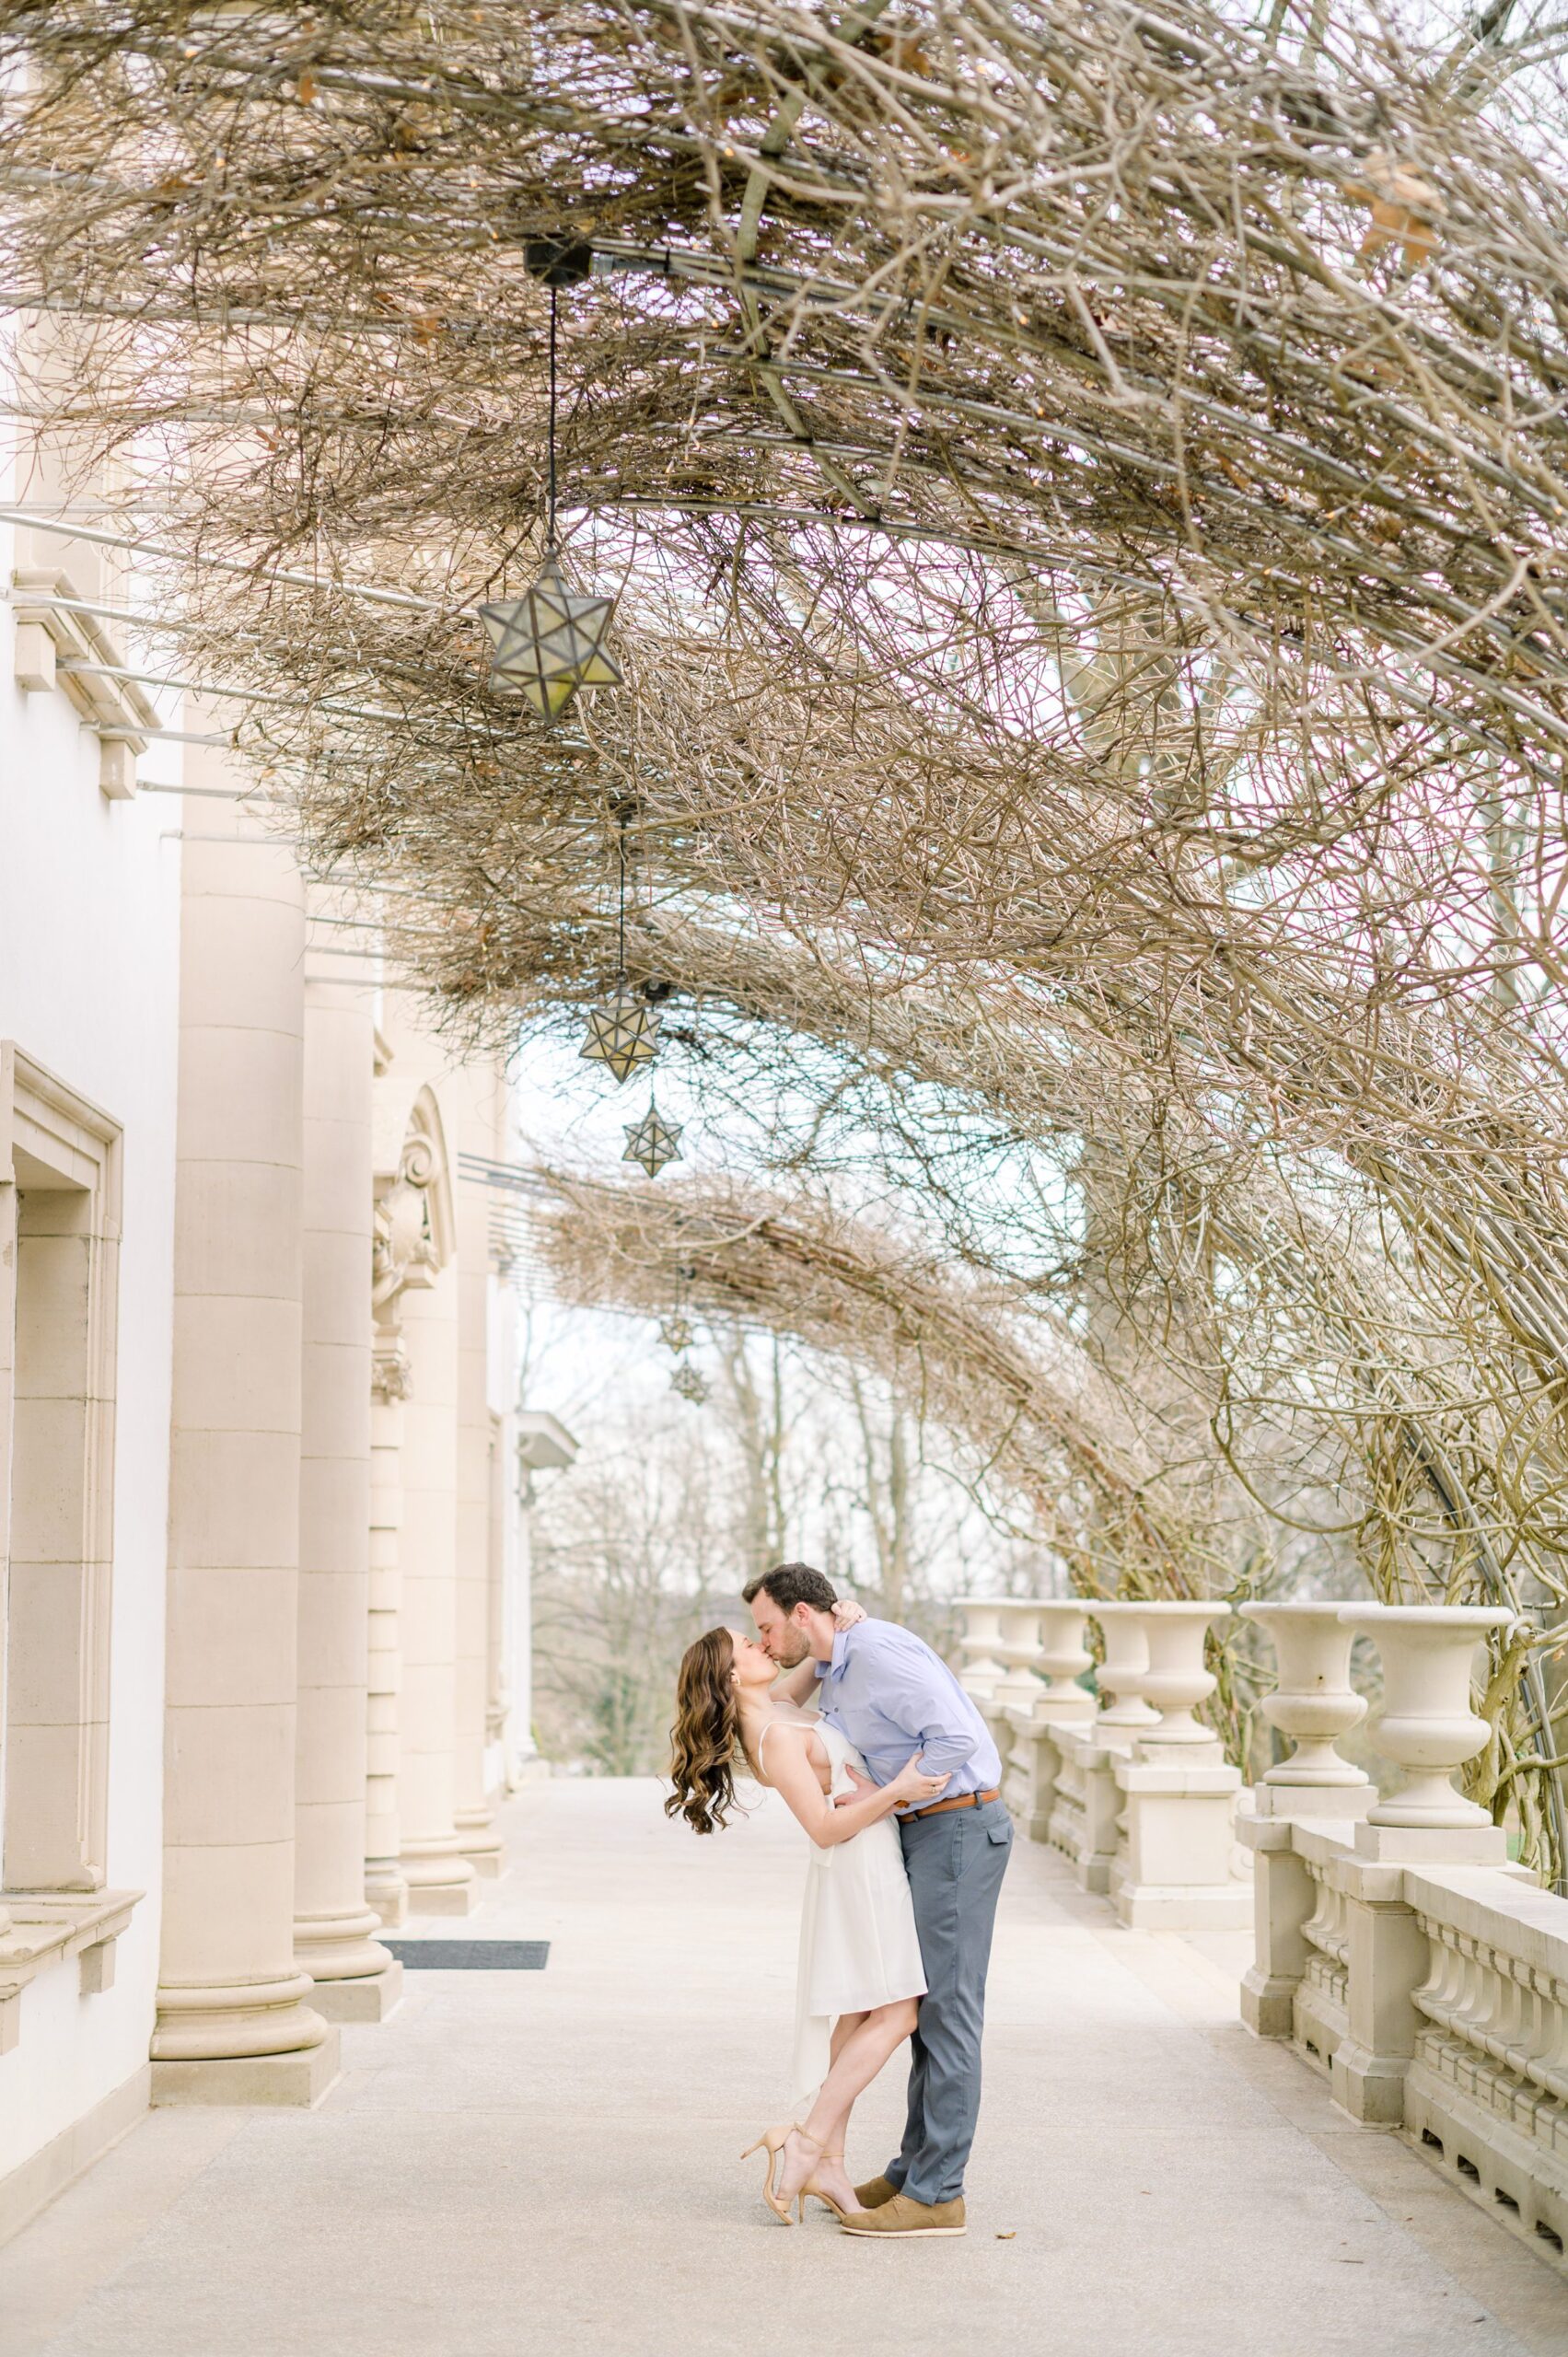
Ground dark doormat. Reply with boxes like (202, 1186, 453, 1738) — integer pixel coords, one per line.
(383, 1939, 550, 1970)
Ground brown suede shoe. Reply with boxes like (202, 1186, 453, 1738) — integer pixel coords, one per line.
(852, 2174, 900, 2210)
(841, 2192, 967, 2238)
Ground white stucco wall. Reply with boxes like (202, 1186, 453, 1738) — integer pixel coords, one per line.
(0, 504, 182, 2179)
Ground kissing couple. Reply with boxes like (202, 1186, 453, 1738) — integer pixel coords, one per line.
(668, 1562, 1012, 2239)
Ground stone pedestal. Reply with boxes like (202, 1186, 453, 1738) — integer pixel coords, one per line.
(1048, 1725, 1124, 1893)
(1330, 1852, 1430, 2124)
(1111, 1743, 1252, 1932)
(153, 778, 336, 2103)
(1003, 1710, 1063, 1842)
(293, 951, 400, 2019)
(1237, 1815, 1316, 2037)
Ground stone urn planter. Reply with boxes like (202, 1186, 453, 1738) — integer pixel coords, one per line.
(1035, 1602, 1096, 1722)
(1086, 1602, 1159, 1728)
(955, 1598, 1005, 1710)
(1241, 1603, 1368, 1799)
(1136, 1603, 1233, 1746)
(1338, 1605, 1514, 1828)
(991, 1601, 1045, 1713)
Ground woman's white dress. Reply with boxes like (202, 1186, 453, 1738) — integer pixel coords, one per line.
(761, 1716, 927, 2107)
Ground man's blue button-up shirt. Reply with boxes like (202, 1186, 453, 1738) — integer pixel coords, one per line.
(814, 1618, 1002, 1803)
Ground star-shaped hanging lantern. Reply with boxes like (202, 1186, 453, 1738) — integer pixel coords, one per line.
(670, 1359, 709, 1405)
(622, 1097, 684, 1179)
(658, 1311, 694, 1355)
(579, 983, 660, 1084)
(480, 552, 621, 720)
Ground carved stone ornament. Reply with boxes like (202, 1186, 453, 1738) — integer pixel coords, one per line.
(372, 1334, 413, 1402)
(372, 1135, 442, 1308)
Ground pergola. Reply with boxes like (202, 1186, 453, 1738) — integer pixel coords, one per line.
(5, 0, 1568, 1875)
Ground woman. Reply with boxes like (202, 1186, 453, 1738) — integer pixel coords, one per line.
(667, 1620, 949, 2223)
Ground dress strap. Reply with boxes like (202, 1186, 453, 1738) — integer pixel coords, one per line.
(755, 1714, 809, 1785)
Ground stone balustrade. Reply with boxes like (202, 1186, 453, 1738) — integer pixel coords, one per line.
(952, 1592, 1568, 2254)
(1238, 1600, 1568, 2264)
(1404, 1866, 1568, 2256)
(956, 1596, 1253, 1928)
(977, 1599, 1097, 1843)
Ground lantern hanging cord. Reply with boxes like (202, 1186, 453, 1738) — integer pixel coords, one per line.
(547, 283, 558, 551)
(616, 803, 627, 978)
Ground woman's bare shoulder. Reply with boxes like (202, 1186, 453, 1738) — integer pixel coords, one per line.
(754, 1713, 827, 1784)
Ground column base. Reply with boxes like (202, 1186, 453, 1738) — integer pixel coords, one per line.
(365, 1865, 410, 1926)
(1353, 1819, 1508, 1864)
(308, 1962, 403, 2023)
(151, 2031, 341, 2109)
(401, 1844, 478, 1914)
(1330, 2033, 1408, 2125)
(507, 1752, 552, 1790)
(1110, 1872, 1255, 1933)
(294, 1908, 396, 1984)
(456, 1816, 505, 1877)
(405, 1879, 480, 1917)
(1240, 1966, 1298, 2038)
(1252, 1782, 1371, 1821)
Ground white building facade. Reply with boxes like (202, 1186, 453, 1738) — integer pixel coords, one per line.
(0, 505, 534, 2235)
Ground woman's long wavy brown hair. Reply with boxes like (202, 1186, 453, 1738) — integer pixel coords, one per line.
(667, 1628, 744, 1836)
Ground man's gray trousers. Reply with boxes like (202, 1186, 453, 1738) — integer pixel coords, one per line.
(886, 1794, 1013, 2206)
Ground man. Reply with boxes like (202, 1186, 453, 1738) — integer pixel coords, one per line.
(746, 1561, 1010, 2241)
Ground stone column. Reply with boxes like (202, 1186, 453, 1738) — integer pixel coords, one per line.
(398, 1261, 476, 1912)
(153, 782, 336, 2103)
(292, 950, 401, 2020)
(453, 1072, 501, 1872)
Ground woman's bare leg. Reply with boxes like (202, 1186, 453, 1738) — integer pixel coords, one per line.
(781, 2001, 919, 2210)
(829, 2012, 865, 2069)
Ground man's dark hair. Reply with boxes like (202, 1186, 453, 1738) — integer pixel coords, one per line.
(741, 1561, 839, 1615)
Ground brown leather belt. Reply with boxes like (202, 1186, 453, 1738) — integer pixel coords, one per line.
(904, 1787, 1002, 1823)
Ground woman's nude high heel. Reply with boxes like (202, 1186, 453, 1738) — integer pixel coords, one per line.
(740, 2123, 801, 2223)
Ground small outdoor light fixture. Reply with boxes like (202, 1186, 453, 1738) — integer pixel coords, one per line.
(579, 981, 661, 1083)
(480, 554, 621, 720)
(622, 1097, 683, 1178)
(658, 1311, 693, 1354)
(480, 236, 621, 720)
(670, 1358, 709, 1405)
(580, 806, 659, 1082)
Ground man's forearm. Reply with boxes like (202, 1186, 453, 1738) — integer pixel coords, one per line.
(905, 1726, 980, 1781)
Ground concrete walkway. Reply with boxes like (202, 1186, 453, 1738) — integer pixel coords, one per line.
(2, 1780, 1565, 2357)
